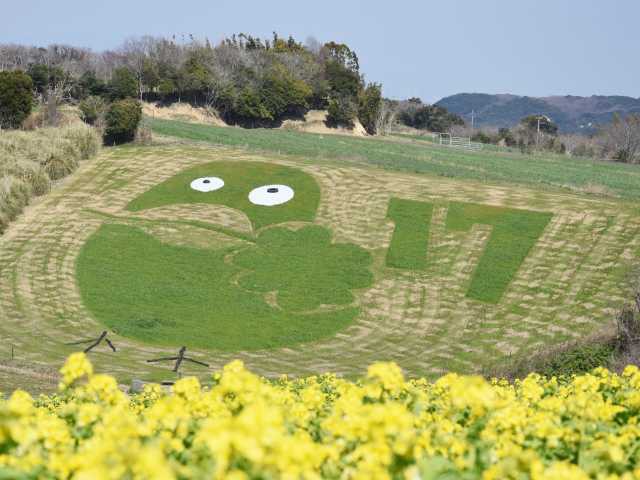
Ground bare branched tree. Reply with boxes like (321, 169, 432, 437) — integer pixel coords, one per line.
(45, 77, 73, 127)
(121, 37, 155, 100)
(374, 99, 397, 136)
(597, 114, 640, 164)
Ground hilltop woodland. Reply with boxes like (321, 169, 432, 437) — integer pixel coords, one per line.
(1, 33, 639, 160)
(0, 34, 390, 135)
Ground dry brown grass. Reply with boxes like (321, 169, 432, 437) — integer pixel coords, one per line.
(281, 110, 368, 137)
(0, 123, 101, 232)
(142, 102, 226, 126)
(0, 143, 637, 385)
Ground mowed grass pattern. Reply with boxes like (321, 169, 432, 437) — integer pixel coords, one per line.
(446, 202, 553, 303)
(0, 142, 638, 383)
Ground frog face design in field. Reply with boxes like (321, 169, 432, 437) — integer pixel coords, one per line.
(77, 161, 373, 352)
(126, 161, 320, 230)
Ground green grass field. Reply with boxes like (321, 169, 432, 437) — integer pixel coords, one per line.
(385, 198, 434, 270)
(0, 120, 639, 387)
(77, 223, 368, 350)
(127, 160, 320, 230)
(150, 118, 640, 201)
(445, 202, 552, 303)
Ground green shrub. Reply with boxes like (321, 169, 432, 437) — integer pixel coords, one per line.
(260, 66, 312, 119)
(27, 64, 50, 94)
(357, 83, 382, 135)
(235, 87, 273, 123)
(537, 343, 615, 377)
(325, 58, 361, 98)
(471, 131, 494, 144)
(0, 71, 34, 129)
(77, 70, 108, 98)
(108, 67, 138, 101)
(105, 99, 142, 144)
(79, 96, 107, 127)
(326, 95, 357, 127)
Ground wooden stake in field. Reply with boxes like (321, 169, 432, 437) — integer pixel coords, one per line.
(66, 331, 116, 353)
(146, 346, 209, 373)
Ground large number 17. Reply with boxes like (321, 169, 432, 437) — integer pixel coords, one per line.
(385, 198, 552, 303)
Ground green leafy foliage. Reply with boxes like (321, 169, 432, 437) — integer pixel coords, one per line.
(386, 198, 433, 270)
(357, 83, 382, 135)
(446, 202, 552, 303)
(234, 225, 373, 311)
(326, 95, 357, 127)
(325, 60, 361, 98)
(0, 71, 33, 129)
(76, 223, 363, 351)
(398, 102, 465, 132)
(536, 343, 615, 377)
(26, 64, 50, 94)
(260, 65, 312, 119)
(127, 161, 320, 230)
(235, 87, 273, 122)
(108, 67, 138, 101)
(79, 96, 107, 126)
(104, 99, 142, 144)
(77, 70, 108, 98)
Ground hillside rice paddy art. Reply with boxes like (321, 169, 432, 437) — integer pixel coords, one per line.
(0, 143, 638, 382)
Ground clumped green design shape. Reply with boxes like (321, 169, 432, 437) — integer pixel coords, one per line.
(77, 224, 363, 351)
(233, 225, 374, 312)
(386, 198, 434, 270)
(127, 161, 320, 231)
(446, 202, 552, 303)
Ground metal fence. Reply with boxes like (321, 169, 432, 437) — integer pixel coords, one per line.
(434, 133, 483, 151)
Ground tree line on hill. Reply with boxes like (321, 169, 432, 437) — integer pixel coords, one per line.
(1, 36, 638, 162)
(0, 35, 468, 139)
(0, 35, 388, 137)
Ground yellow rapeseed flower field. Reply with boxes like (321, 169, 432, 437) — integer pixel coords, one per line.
(2, 352, 640, 479)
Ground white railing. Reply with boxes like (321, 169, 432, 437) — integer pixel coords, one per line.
(435, 133, 483, 151)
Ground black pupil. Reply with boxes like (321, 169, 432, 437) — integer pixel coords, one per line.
(203, 179, 211, 184)
(267, 187, 279, 193)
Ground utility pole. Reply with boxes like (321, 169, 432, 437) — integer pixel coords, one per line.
(537, 116, 541, 149)
(471, 110, 475, 131)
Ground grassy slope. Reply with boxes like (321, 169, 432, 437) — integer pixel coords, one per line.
(149, 118, 640, 201)
(385, 198, 433, 270)
(446, 202, 552, 303)
(127, 161, 321, 230)
(77, 224, 367, 351)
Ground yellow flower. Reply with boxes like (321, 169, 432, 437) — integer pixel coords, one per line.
(59, 351, 93, 389)
(1, 354, 640, 478)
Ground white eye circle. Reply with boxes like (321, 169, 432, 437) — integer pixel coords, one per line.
(190, 177, 224, 192)
(248, 184, 294, 206)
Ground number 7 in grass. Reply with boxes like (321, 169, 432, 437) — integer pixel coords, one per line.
(445, 202, 552, 303)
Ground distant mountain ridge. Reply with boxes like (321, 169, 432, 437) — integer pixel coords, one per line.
(435, 93, 640, 133)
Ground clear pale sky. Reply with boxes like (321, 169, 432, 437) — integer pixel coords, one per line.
(3, 0, 639, 102)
